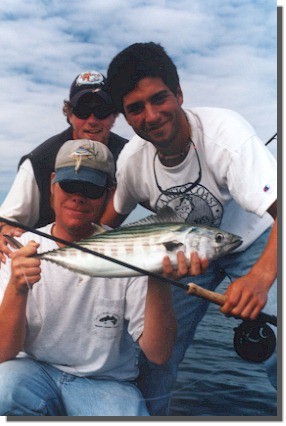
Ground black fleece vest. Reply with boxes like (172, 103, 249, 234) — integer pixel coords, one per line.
(18, 127, 127, 227)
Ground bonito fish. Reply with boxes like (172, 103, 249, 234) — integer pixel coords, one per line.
(5, 209, 242, 278)
(27, 209, 242, 278)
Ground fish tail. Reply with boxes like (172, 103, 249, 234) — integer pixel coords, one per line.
(3, 235, 24, 249)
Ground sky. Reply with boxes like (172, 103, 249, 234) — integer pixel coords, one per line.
(0, 0, 279, 219)
(0, 2, 282, 421)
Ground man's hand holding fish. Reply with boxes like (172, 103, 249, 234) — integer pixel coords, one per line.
(8, 241, 41, 294)
(162, 251, 209, 280)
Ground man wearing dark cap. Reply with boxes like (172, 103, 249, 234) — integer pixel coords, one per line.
(0, 71, 127, 241)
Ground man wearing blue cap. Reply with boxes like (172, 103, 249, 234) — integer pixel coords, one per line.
(0, 139, 178, 417)
(0, 70, 127, 236)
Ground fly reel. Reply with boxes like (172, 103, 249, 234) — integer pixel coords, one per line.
(233, 319, 276, 362)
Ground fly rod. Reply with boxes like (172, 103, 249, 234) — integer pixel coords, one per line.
(0, 216, 276, 327)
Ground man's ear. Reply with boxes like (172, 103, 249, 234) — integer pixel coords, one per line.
(50, 173, 56, 210)
(50, 173, 55, 194)
(176, 85, 183, 106)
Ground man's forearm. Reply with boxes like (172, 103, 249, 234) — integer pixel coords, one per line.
(100, 192, 128, 227)
(221, 217, 277, 319)
(0, 283, 27, 363)
(248, 218, 277, 290)
(139, 279, 176, 365)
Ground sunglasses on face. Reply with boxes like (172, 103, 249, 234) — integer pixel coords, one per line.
(59, 181, 106, 199)
(72, 104, 114, 120)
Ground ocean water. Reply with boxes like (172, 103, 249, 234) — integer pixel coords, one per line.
(169, 281, 278, 418)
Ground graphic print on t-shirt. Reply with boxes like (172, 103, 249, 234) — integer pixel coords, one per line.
(155, 182, 223, 227)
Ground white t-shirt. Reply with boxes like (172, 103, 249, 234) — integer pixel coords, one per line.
(114, 107, 277, 251)
(0, 159, 40, 226)
(0, 224, 147, 380)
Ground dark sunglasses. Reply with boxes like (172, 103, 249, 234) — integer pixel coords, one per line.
(72, 104, 114, 120)
(59, 181, 106, 199)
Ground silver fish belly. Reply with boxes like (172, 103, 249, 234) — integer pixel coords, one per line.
(36, 223, 242, 277)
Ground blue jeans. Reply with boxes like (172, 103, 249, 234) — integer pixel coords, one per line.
(0, 358, 149, 416)
(137, 228, 277, 415)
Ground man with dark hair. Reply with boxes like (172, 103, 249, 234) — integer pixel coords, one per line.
(102, 42, 277, 415)
(0, 70, 127, 237)
(107, 41, 180, 114)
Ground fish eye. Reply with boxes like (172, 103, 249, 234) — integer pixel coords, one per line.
(215, 232, 224, 243)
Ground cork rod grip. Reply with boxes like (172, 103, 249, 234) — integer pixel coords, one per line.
(187, 282, 226, 306)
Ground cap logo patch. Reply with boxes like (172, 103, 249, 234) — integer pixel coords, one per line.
(69, 142, 98, 173)
(76, 71, 104, 87)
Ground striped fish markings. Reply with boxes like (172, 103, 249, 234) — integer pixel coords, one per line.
(32, 209, 242, 277)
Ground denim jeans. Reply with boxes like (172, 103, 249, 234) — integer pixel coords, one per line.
(137, 228, 277, 415)
(0, 358, 149, 416)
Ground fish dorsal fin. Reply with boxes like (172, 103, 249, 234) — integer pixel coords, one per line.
(4, 235, 24, 249)
(123, 206, 182, 227)
(92, 224, 109, 235)
(100, 224, 113, 231)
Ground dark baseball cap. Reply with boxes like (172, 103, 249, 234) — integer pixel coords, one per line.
(69, 71, 112, 107)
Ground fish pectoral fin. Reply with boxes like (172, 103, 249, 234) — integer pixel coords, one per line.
(3, 235, 24, 249)
(77, 274, 89, 285)
(162, 241, 184, 252)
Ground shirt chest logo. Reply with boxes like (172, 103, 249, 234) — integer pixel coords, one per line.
(155, 183, 223, 227)
(94, 313, 119, 328)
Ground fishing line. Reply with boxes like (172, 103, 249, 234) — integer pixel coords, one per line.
(19, 266, 33, 292)
(0, 132, 278, 412)
(5, 253, 260, 410)
(2, 219, 278, 405)
(14, 251, 130, 409)
(7, 242, 184, 408)
(7, 239, 178, 407)
(0, 217, 188, 291)
(0, 216, 277, 327)
(3, 228, 174, 407)
(4, 227, 268, 409)
(17, 258, 179, 408)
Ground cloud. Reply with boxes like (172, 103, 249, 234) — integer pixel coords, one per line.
(0, 0, 277, 202)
